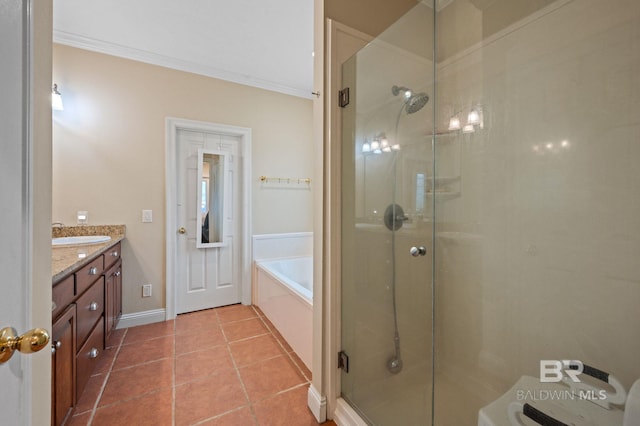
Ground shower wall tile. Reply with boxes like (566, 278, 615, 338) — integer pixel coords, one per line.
(433, 1, 640, 422)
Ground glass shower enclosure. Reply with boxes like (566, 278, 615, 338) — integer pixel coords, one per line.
(340, 0, 640, 425)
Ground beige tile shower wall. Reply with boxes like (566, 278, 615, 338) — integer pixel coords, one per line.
(52, 44, 313, 315)
(434, 0, 640, 421)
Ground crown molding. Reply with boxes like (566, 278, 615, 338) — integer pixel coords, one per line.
(53, 30, 312, 99)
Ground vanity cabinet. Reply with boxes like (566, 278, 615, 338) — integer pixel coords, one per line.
(51, 304, 76, 426)
(75, 278, 105, 397)
(51, 241, 123, 426)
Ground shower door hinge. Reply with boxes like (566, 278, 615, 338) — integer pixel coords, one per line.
(338, 88, 350, 108)
(338, 350, 349, 373)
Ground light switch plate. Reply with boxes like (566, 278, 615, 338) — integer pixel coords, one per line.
(142, 210, 153, 223)
(77, 211, 88, 225)
(142, 284, 152, 297)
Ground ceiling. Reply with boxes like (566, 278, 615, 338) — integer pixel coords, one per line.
(53, 0, 314, 99)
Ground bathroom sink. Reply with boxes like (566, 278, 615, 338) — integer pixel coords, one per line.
(52, 235, 111, 246)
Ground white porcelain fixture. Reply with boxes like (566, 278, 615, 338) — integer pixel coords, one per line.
(479, 375, 625, 426)
(255, 256, 312, 369)
(52, 235, 111, 246)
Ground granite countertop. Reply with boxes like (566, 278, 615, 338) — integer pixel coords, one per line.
(52, 225, 126, 284)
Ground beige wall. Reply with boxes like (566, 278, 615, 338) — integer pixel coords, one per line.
(325, 0, 417, 38)
(52, 44, 314, 315)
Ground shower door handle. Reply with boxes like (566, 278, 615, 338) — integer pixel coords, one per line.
(409, 246, 427, 257)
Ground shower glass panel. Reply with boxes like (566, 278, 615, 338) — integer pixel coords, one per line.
(341, 0, 640, 425)
(340, 3, 435, 424)
(433, 0, 640, 424)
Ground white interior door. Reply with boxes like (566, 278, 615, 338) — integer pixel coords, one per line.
(175, 129, 241, 314)
(0, 3, 30, 420)
(1, 1, 53, 425)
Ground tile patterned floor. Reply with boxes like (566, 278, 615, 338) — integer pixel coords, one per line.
(66, 304, 336, 426)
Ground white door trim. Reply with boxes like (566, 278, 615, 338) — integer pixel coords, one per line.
(165, 117, 252, 320)
(320, 18, 372, 421)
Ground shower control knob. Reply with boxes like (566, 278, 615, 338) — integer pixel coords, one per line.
(410, 246, 427, 257)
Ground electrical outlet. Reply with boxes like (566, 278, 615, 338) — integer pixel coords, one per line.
(142, 284, 152, 297)
(142, 209, 153, 223)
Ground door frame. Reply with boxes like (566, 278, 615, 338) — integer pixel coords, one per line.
(0, 1, 53, 424)
(165, 117, 252, 319)
(320, 19, 372, 424)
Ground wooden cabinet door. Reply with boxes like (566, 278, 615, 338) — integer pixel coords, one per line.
(104, 259, 122, 341)
(52, 304, 77, 426)
(115, 263, 122, 324)
(105, 269, 115, 338)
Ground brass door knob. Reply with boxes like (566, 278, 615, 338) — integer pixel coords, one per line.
(0, 327, 50, 363)
(178, 227, 186, 234)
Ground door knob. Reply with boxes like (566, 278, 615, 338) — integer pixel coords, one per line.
(178, 227, 186, 234)
(409, 246, 427, 257)
(0, 327, 50, 363)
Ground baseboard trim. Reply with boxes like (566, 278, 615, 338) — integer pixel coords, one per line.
(116, 309, 166, 329)
(307, 384, 327, 423)
(334, 398, 368, 426)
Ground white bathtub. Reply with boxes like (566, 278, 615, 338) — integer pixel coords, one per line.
(255, 256, 312, 369)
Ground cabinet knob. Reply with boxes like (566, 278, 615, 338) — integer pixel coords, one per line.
(89, 302, 99, 311)
(89, 267, 98, 275)
(51, 340, 62, 354)
(115, 271, 121, 277)
(178, 227, 186, 234)
(89, 348, 99, 359)
(111, 251, 118, 257)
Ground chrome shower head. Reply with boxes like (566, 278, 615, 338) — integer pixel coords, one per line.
(391, 85, 429, 114)
(405, 92, 429, 114)
(391, 85, 411, 97)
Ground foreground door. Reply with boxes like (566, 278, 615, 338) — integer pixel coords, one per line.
(0, 1, 53, 424)
(174, 127, 241, 314)
(339, 4, 435, 423)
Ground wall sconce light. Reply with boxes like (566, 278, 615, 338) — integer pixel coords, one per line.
(370, 138, 380, 151)
(362, 133, 399, 154)
(462, 124, 475, 134)
(379, 134, 391, 152)
(52, 84, 64, 111)
(467, 108, 480, 125)
(448, 105, 484, 133)
(448, 116, 461, 131)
